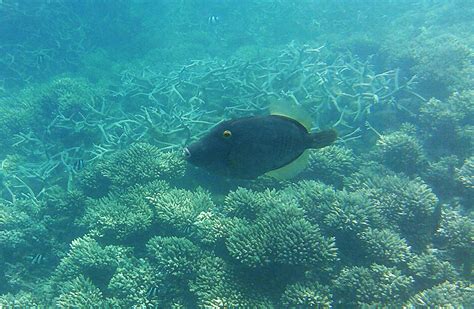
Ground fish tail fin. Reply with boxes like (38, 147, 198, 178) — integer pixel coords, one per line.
(309, 129, 338, 149)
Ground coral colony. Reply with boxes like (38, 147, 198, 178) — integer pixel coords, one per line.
(0, 1, 472, 307)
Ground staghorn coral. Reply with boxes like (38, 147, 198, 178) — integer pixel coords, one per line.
(0, 4, 473, 305)
(333, 264, 414, 306)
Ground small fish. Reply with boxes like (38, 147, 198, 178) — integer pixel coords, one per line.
(208, 15, 219, 24)
(73, 159, 85, 172)
(184, 106, 337, 179)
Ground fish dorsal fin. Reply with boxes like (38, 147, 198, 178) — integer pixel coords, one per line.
(269, 99, 312, 131)
(266, 150, 309, 180)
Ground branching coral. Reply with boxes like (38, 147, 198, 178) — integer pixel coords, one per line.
(358, 228, 412, 266)
(333, 264, 414, 306)
(145, 187, 215, 235)
(373, 129, 427, 175)
(302, 145, 358, 188)
(189, 255, 273, 307)
(80, 143, 185, 194)
(56, 275, 105, 308)
(107, 258, 161, 308)
(408, 253, 459, 290)
(406, 280, 474, 307)
(456, 156, 474, 192)
(422, 155, 461, 199)
(52, 235, 131, 289)
(280, 281, 332, 308)
(146, 236, 202, 280)
(419, 91, 474, 157)
(225, 200, 337, 269)
(0, 200, 48, 257)
(354, 172, 439, 250)
(434, 208, 473, 275)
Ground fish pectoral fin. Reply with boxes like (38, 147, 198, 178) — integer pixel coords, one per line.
(266, 150, 309, 180)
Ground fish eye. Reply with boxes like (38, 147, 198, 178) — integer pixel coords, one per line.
(223, 130, 232, 138)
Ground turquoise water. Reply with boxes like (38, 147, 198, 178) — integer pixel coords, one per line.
(0, 1, 472, 307)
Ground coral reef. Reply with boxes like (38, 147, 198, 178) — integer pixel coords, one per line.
(0, 1, 472, 307)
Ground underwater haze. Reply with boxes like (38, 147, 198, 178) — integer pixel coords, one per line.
(0, 0, 473, 307)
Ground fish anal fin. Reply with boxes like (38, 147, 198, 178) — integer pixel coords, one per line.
(266, 150, 309, 180)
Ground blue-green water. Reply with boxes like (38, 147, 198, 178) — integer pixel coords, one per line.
(0, 0, 472, 307)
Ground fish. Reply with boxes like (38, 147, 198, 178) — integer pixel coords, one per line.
(208, 15, 219, 24)
(73, 159, 85, 171)
(183, 105, 337, 179)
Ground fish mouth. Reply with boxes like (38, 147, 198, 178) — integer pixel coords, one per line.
(183, 147, 191, 159)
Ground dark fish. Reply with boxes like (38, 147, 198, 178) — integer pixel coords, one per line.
(184, 114, 337, 179)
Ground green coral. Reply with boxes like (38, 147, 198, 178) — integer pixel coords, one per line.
(226, 200, 337, 268)
(146, 187, 215, 234)
(0, 199, 48, 256)
(410, 34, 473, 96)
(355, 173, 439, 250)
(79, 182, 167, 241)
(56, 275, 105, 308)
(434, 208, 473, 275)
(189, 255, 273, 308)
(146, 236, 202, 280)
(0, 291, 41, 308)
(280, 281, 332, 308)
(373, 129, 427, 175)
(52, 235, 131, 289)
(223, 187, 271, 220)
(108, 258, 161, 308)
(303, 145, 357, 187)
(419, 92, 474, 157)
(358, 228, 412, 266)
(457, 156, 474, 191)
(192, 211, 230, 245)
(333, 264, 414, 306)
(79, 143, 185, 194)
(423, 155, 461, 199)
(408, 253, 459, 290)
(406, 280, 474, 307)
